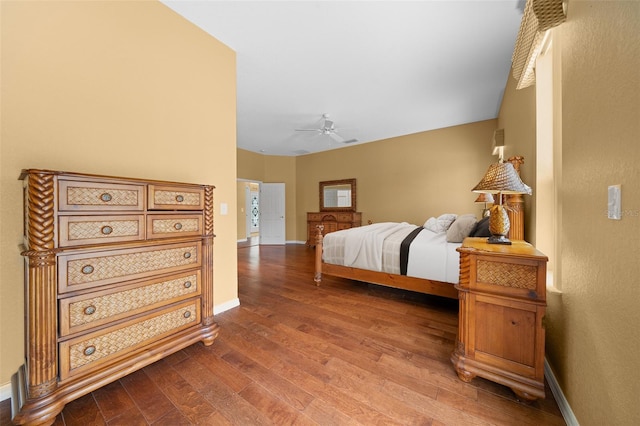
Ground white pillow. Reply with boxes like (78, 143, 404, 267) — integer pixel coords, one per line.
(424, 213, 458, 233)
(446, 214, 478, 243)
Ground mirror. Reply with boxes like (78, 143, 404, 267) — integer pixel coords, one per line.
(320, 178, 356, 212)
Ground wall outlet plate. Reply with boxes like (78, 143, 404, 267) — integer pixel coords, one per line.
(608, 185, 621, 220)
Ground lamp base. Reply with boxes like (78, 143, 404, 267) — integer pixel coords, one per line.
(487, 235, 512, 245)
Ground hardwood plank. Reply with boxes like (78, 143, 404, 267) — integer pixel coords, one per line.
(59, 392, 106, 426)
(0, 244, 565, 425)
(238, 382, 317, 426)
(92, 381, 137, 422)
(119, 369, 176, 424)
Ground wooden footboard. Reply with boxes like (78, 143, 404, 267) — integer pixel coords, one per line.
(313, 226, 458, 299)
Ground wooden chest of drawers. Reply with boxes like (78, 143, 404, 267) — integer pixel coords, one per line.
(12, 169, 219, 425)
(451, 238, 547, 401)
(306, 211, 362, 246)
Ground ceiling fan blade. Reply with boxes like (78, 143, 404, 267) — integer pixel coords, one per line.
(295, 128, 320, 132)
(342, 138, 358, 144)
(328, 132, 345, 143)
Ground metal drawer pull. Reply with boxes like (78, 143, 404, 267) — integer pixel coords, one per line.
(183, 311, 191, 319)
(175, 195, 184, 202)
(183, 252, 191, 259)
(81, 265, 94, 274)
(101, 225, 113, 235)
(83, 346, 96, 356)
(100, 193, 112, 202)
(184, 281, 192, 288)
(84, 305, 96, 315)
(174, 223, 183, 230)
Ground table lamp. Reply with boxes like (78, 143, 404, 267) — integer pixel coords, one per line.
(472, 162, 532, 244)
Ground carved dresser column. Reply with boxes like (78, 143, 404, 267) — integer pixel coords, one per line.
(21, 170, 59, 399)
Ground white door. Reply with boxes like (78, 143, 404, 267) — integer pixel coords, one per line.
(260, 183, 285, 245)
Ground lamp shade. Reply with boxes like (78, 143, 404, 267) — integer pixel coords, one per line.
(472, 162, 532, 195)
(474, 193, 494, 204)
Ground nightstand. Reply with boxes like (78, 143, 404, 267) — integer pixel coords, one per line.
(451, 237, 548, 400)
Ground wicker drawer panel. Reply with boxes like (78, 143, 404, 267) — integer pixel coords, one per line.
(59, 271, 200, 336)
(59, 180, 144, 211)
(148, 185, 204, 210)
(59, 300, 200, 380)
(59, 215, 144, 247)
(59, 242, 201, 293)
(476, 260, 537, 290)
(147, 214, 203, 239)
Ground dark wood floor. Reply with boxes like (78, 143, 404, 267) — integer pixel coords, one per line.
(2, 244, 565, 425)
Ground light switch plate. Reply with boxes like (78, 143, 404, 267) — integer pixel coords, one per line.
(607, 185, 621, 220)
(220, 202, 228, 215)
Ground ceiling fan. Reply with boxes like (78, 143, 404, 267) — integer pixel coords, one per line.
(295, 113, 358, 144)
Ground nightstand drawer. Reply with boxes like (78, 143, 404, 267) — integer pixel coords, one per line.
(147, 214, 203, 239)
(59, 300, 200, 380)
(59, 215, 145, 247)
(59, 271, 201, 336)
(148, 185, 204, 210)
(58, 180, 145, 212)
(58, 242, 201, 293)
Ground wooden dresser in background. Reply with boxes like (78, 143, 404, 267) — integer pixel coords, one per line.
(451, 237, 548, 401)
(12, 169, 219, 425)
(306, 211, 361, 246)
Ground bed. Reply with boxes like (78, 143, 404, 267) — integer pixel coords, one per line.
(313, 157, 526, 299)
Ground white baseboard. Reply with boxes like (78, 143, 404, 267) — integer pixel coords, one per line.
(237, 238, 248, 243)
(214, 298, 239, 315)
(1, 381, 11, 402)
(286, 240, 306, 245)
(545, 358, 579, 426)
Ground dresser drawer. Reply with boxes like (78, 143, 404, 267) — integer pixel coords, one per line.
(59, 215, 145, 247)
(148, 185, 204, 210)
(59, 270, 201, 336)
(58, 242, 201, 293)
(307, 213, 323, 222)
(58, 180, 145, 212)
(59, 300, 200, 381)
(147, 214, 203, 239)
(337, 213, 355, 222)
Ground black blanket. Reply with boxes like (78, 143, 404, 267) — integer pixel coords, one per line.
(400, 226, 424, 275)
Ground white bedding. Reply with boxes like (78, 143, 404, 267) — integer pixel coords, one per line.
(322, 222, 461, 284)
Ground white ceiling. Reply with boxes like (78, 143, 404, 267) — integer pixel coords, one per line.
(162, 1, 525, 156)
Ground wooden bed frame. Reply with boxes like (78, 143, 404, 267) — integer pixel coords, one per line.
(313, 156, 527, 299)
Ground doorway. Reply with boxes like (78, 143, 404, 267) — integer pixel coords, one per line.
(237, 180, 286, 247)
(237, 180, 261, 247)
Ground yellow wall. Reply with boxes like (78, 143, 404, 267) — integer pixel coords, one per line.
(499, 1, 640, 424)
(238, 120, 500, 244)
(0, 0, 237, 390)
(497, 74, 537, 243)
(237, 150, 298, 242)
(295, 120, 498, 237)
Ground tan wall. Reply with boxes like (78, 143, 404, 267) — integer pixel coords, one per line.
(237, 150, 298, 242)
(499, 1, 640, 424)
(237, 181, 248, 239)
(556, 1, 639, 424)
(0, 0, 237, 389)
(237, 121, 498, 244)
(295, 120, 498, 240)
(497, 75, 537, 243)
